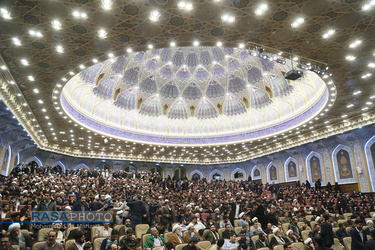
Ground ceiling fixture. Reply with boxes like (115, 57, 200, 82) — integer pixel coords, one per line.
(33, 89, 39, 94)
(362, 0, 375, 11)
(148, 44, 153, 49)
(52, 20, 61, 30)
(102, 0, 112, 10)
(56, 45, 64, 53)
(221, 14, 235, 23)
(368, 62, 375, 68)
(126, 48, 132, 53)
(72, 10, 87, 19)
(291, 17, 304, 28)
(255, 3, 268, 16)
(12, 37, 21, 46)
(285, 48, 303, 80)
(178, 1, 193, 10)
(20, 59, 29, 66)
(349, 39, 362, 48)
(29, 30, 43, 37)
(193, 41, 199, 46)
(216, 41, 223, 47)
(362, 73, 372, 79)
(353, 90, 362, 95)
(98, 29, 107, 38)
(28, 76, 35, 81)
(170, 42, 176, 47)
(149, 10, 160, 21)
(322, 29, 335, 39)
(346, 55, 356, 61)
(239, 43, 245, 48)
(0, 8, 11, 19)
(92, 59, 98, 63)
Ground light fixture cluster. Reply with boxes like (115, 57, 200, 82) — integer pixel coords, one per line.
(346, 55, 356, 61)
(29, 30, 43, 38)
(72, 10, 87, 19)
(98, 29, 107, 38)
(362, 73, 372, 79)
(56, 45, 64, 53)
(12, 37, 21, 46)
(221, 14, 235, 23)
(102, 0, 112, 10)
(149, 10, 160, 22)
(291, 17, 304, 28)
(362, 0, 375, 11)
(52, 20, 61, 30)
(322, 29, 335, 39)
(178, 1, 193, 10)
(255, 3, 268, 16)
(0, 8, 11, 19)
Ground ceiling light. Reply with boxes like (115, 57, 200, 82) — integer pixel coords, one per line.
(147, 44, 153, 49)
(9, 80, 14, 85)
(55, 45, 64, 54)
(255, 3, 268, 15)
(366, 102, 373, 105)
(362, 1, 375, 11)
(170, 42, 176, 47)
(221, 14, 235, 23)
(12, 37, 21, 46)
(38, 100, 43, 104)
(28, 76, 35, 81)
(291, 17, 304, 28)
(20, 59, 29, 66)
(238, 43, 245, 49)
(346, 55, 356, 61)
(108, 53, 113, 58)
(322, 29, 335, 39)
(92, 58, 98, 63)
(149, 10, 160, 21)
(0, 8, 11, 19)
(69, 71, 74, 75)
(347, 104, 354, 108)
(349, 39, 362, 48)
(362, 73, 372, 79)
(79, 64, 85, 69)
(126, 48, 132, 53)
(193, 41, 199, 46)
(73, 11, 80, 17)
(29, 30, 43, 37)
(362, 107, 369, 111)
(216, 41, 223, 47)
(102, 0, 112, 10)
(178, 1, 193, 10)
(1, 65, 6, 70)
(42, 108, 47, 112)
(33, 88, 39, 94)
(52, 20, 61, 30)
(368, 62, 375, 68)
(45, 116, 50, 119)
(98, 29, 107, 38)
(341, 114, 348, 118)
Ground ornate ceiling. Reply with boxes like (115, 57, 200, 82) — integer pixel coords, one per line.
(0, 0, 374, 164)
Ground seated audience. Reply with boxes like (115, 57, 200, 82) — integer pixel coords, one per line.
(144, 227, 165, 249)
(119, 229, 138, 250)
(37, 230, 63, 250)
(100, 229, 119, 250)
(168, 224, 184, 247)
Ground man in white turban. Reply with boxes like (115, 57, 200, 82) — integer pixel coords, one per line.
(8, 223, 32, 250)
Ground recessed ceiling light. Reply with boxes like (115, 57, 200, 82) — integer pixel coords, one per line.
(291, 17, 304, 28)
(38, 100, 43, 104)
(346, 55, 356, 61)
(369, 62, 375, 68)
(1, 8, 11, 19)
(126, 48, 132, 53)
(98, 29, 107, 38)
(149, 10, 160, 22)
(33, 88, 39, 94)
(221, 14, 235, 23)
(12, 37, 21, 46)
(193, 41, 199, 46)
(69, 71, 74, 75)
(102, 0, 112, 10)
(52, 20, 61, 30)
(347, 104, 354, 108)
(362, 73, 372, 79)
(42, 108, 47, 112)
(170, 42, 176, 47)
(108, 53, 113, 58)
(178, 1, 193, 10)
(239, 43, 245, 49)
(1, 65, 6, 70)
(147, 44, 153, 49)
(56, 45, 64, 53)
(92, 58, 98, 63)
(28, 76, 35, 81)
(255, 3, 268, 16)
(20, 59, 29, 66)
(45, 116, 49, 119)
(216, 41, 223, 47)
(79, 64, 85, 69)
(349, 39, 362, 48)
(322, 29, 335, 39)
(29, 30, 43, 37)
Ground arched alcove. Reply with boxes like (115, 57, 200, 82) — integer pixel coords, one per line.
(209, 169, 224, 180)
(173, 167, 187, 180)
(284, 157, 299, 182)
(124, 164, 137, 172)
(190, 169, 203, 180)
(52, 161, 66, 173)
(231, 168, 246, 180)
(25, 156, 42, 167)
(251, 166, 261, 180)
(150, 167, 163, 177)
(306, 151, 326, 186)
(266, 162, 278, 183)
(364, 135, 375, 192)
(1, 145, 11, 176)
(332, 144, 357, 184)
(73, 163, 90, 171)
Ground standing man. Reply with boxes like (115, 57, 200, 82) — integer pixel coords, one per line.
(229, 198, 241, 227)
(127, 195, 147, 229)
(161, 200, 175, 228)
(351, 219, 367, 250)
(320, 214, 334, 248)
(73, 196, 89, 212)
(36, 192, 57, 211)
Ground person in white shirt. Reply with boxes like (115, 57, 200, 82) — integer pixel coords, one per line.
(222, 232, 239, 250)
(187, 217, 206, 232)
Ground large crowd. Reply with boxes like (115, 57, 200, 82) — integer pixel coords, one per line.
(1, 162, 375, 250)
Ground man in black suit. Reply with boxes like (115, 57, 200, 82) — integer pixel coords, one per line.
(336, 223, 348, 246)
(351, 219, 367, 250)
(320, 214, 334, 248)
(314, 235, 332, 250)
(72, 196, 89, 211)
(365, 229, 375, 250)
(228, 197, 241, 227)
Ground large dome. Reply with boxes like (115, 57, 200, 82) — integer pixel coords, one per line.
(61, 46, 329, 146)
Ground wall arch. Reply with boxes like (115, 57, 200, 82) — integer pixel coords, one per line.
(332, 144, 357, 184)
(209, 169, 224, 180)
(25, 156, 43, 167)
(52, 161, 66, 173)
(190, 169, 203, 180)
(231, 168, 246, 180)
(306, 151, 326, 186)
(364, 135, 375, 192)
(73, 163, 90, 171)
(266, 162, 279, 183)
(1, 145, 11, 176)
(251, 166, 261, 180)
(284, 157, 299, 182)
